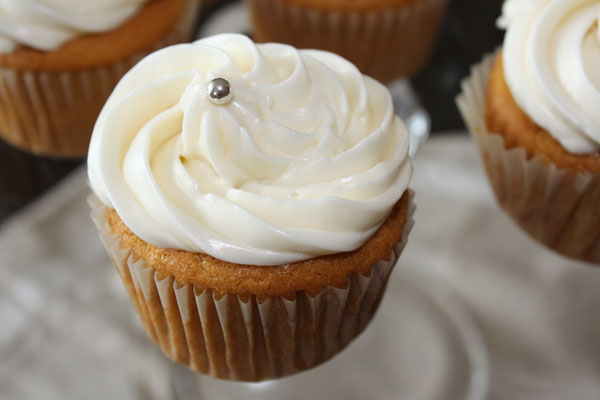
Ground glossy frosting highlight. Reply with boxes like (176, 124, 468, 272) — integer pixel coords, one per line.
(499, 0, 600, 153)
(88, 34, 412, 266)
(0, 0, 148, 53)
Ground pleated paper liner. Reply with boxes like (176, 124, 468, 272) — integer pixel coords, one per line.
(89, 192, 415, 381)
(247, 0, 448, 82)
(456, 54, 600, 264)
(0, 0, 200, 158)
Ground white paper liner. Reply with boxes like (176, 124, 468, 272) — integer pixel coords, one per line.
(0, 0, 199, 158)
(456, 54, 600, 264)
(89, 191, 415, 381)
(247, 0, 448, 82)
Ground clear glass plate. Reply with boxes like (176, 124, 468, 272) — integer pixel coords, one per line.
(171, 265, 490, 400)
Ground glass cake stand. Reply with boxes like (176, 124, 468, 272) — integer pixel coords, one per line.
(389, 79, 431, 157)
(171, 265, 489, 400)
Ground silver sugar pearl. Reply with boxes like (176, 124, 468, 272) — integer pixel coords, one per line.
(207, 78, 232, 105)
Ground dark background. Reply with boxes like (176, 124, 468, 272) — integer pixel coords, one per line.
(0, 0, 504, 223)
(414, 0, 503, 131)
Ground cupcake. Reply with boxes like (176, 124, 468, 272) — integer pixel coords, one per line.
(245, 0, 449, 83)
(0, 0, 200, 158)
(88, 33, 414, 381)
(457, 0, 600, 263)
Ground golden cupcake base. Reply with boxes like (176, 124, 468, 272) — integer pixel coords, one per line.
(0, 0, 200, 158)
(247, 0, 448, 82)
(90, 192, 415, 381)
(457, 54, 600, 264)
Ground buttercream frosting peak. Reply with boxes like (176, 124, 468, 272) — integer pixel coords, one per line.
(88, 34, 412, 266)
(0, 0, 148, 53)
(500, 0, 600, 153)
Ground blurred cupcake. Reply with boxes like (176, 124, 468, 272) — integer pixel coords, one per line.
(245, 0, 449, 83)
(457, 0, 600, 263)
(89, 34, 414, 381)
(0, 0, 199, 158)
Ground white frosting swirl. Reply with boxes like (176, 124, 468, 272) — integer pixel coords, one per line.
(88, 34, 412, 266)
(499, 0, 600, 153)
(0, 0, 148, 53)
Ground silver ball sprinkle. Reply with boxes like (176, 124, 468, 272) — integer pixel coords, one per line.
(207, 78, 232, 105)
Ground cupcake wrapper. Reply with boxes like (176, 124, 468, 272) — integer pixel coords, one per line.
(457, 54, 600, 263)
(89, 192, 415, 381)
(247, 0, 448, 82)
(0, 0, 199, 158)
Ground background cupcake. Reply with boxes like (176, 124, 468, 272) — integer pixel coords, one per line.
(245, 0, 449, 83)
(89, 34, 414, 381)
(0, 0, 200, 158)
(458, 0, 600, 263)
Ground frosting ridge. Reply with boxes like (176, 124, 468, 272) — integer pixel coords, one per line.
(88, 34, 412, 266)
(0, 0, 148, 53)
(499, 0, 600, 153)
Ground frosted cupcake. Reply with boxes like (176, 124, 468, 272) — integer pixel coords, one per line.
(458, 0, 600, 263)
(89, 34, 414, 380)
(0, 0, 199, 157)
(246, 0, 449, 83)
